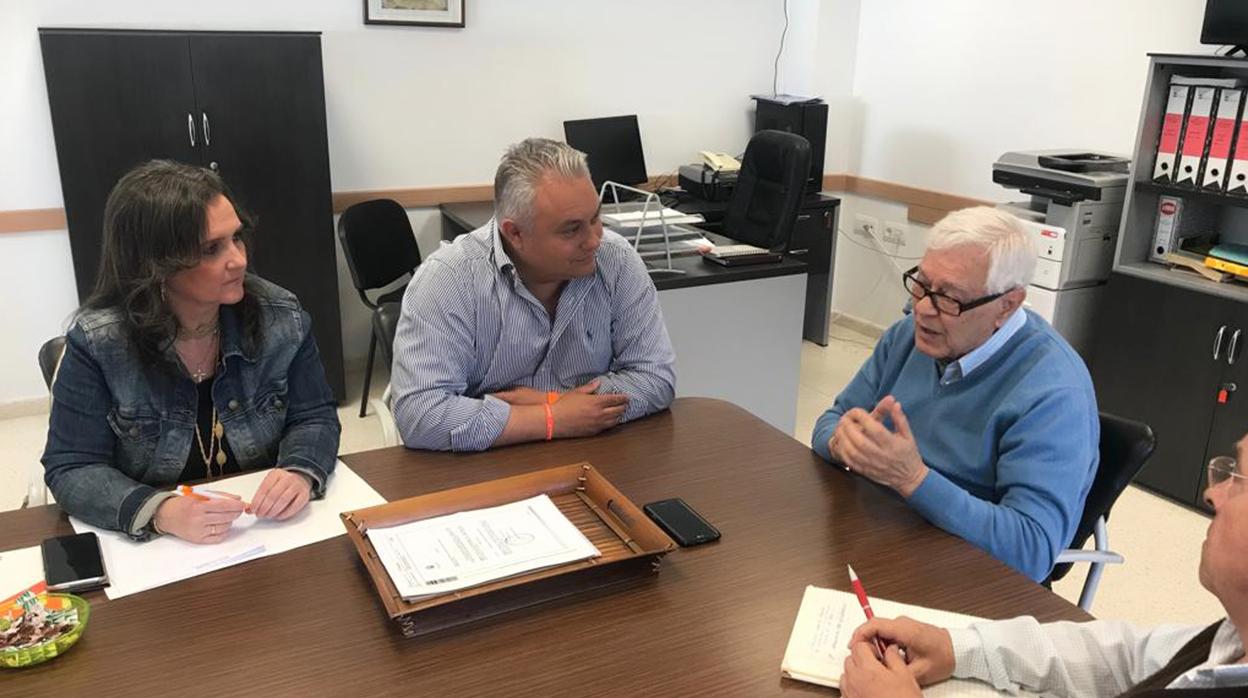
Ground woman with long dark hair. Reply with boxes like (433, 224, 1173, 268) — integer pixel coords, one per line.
(42, 160, 340, 543)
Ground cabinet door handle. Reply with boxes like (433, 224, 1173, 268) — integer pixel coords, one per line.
(187, 113, 196, 148)
(202, 112, 211, 147)
(1230, 329, 1242, 365)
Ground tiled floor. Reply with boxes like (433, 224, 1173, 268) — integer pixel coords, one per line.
(1, 322, 1224, 628)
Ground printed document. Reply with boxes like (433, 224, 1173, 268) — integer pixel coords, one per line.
(781, 585, 1040, 696)
(0, 546, 43, 600)
(367, 494, 600, 600)
(70, 461, 385, 599)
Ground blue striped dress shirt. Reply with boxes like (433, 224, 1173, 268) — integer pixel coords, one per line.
(391, 219, 676, 451)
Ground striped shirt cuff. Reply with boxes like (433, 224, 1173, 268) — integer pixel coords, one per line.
(449, 394, 511, 451)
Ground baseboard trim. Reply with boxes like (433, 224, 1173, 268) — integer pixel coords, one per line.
(0, 396, 49, 421)
(829, 312, 886, 340)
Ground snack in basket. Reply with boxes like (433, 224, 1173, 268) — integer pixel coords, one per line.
(0, 582, 79, 651)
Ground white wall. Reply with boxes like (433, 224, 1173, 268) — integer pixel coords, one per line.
(0, 0, 848, 405)
(851, 0, 1208, 200)
(831, 0, 1213, 330)
(6, 0, 1216, 399)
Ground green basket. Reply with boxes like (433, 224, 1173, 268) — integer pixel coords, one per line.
(0, 594, 90, 669)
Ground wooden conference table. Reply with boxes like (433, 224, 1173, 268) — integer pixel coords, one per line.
(3, 399, 1089, 696)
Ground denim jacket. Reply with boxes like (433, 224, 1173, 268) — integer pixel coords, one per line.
(42, 276, 341, 539)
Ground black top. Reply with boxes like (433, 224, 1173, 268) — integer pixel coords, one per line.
(182, 379, 240, 481)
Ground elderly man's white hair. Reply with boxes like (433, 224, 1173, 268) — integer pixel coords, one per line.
(494, 137, 591, 226)
(927, 206, 1037, 294)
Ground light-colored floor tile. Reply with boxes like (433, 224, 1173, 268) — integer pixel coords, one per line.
(794, 383, 835, 445)
(1052, 485, 1221, 626)
(0, 412, 51, 511)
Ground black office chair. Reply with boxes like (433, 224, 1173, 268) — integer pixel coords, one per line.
(337, 199, 422, 418)
(28, 336, 67, 507)
(1047, 412, 1156, 612)
(38, 336, 67, 389)
(372, 302, 401, 372)
(722, 129, 812, 252)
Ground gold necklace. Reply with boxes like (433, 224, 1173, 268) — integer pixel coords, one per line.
(193, 405, 227, 477)
(182, 333, 219, 383)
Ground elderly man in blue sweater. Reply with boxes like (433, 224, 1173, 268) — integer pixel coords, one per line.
(811, 206, 1098, 582)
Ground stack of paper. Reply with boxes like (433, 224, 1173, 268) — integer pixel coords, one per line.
(70, 462, 386, 599)
(367, 494, 600, 600)
(602, 209, 705, 228)
(781, 585, 1039, 696)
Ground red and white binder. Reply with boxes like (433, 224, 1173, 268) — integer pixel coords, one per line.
(1153, 84, 1191, 183)
(1202, 88, 1244, 191)
(1148, 83, 1188, 183)
(1174, 86, 1216, 186)
(1229, 107, 1248, 195)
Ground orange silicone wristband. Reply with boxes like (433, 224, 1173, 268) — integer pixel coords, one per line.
(544, 403, 555, 441)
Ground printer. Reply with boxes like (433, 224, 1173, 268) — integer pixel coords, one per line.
(678, 164, 737, 202)
(992, 149, 1130, 357)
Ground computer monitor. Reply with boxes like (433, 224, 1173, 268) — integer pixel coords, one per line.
(563, 115, 648, 193)
(1202, 0, 1248, 48)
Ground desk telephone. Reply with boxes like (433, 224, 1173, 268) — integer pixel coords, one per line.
(700, 151, 741, 172)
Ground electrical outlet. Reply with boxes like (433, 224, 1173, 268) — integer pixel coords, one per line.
(854, 214, 879, 239)
(882, 220, 907, 246)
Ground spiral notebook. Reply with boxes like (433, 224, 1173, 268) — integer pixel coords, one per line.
(781, 585, 1040, 696)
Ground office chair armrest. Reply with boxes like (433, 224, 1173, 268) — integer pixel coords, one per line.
(1054, 549, 1124, 565)
(371, 384, 402, 448)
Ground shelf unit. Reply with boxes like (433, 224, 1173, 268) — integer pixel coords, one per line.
(1090, 53, 1248, 512)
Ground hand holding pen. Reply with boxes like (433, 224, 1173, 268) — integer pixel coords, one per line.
(152, 486, 248, 544)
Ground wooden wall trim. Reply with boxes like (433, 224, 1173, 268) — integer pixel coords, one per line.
(0, 208, 68, 234)
(0, 175, 991, 234)
(331, 184, 494, 212)
(822, 174, 993, 226)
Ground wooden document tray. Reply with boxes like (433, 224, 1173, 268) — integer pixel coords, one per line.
(341, 463, 677, 637)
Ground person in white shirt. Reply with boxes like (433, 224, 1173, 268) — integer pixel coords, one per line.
(838, 434, 1248, 698)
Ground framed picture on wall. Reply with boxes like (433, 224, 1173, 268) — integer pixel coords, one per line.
(364, 0, 465, 28)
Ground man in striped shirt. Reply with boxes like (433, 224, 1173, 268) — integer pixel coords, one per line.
(837, 439, 1248, 697)
(390, 138, 676, 451)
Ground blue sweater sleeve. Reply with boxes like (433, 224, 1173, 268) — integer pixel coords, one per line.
(906, 386, 1098, 581)
(811, 321, 904, 461)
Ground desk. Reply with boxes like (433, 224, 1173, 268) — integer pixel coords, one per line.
(441, 202, 809, 433)
(3, 399, 1089, 697)
(441, 195, 841, 346)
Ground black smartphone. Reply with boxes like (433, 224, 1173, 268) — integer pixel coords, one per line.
(643, 498, 720, 547)
(41, 532, 109, 593)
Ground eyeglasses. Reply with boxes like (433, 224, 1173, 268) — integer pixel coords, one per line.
(1208, 456, 1248, 488)
(902, 266, 1006, 317)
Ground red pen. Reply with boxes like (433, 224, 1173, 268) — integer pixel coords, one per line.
(848, 564, 889, 657)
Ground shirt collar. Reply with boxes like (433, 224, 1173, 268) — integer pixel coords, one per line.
(940, 308, 1026, 386)
(1175, 619, 1248, 688)
(489, 218, 515, 274)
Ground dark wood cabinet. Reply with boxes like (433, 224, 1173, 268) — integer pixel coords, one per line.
(39, 29, 344, 400)
(1090, 271, 1246, 509)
